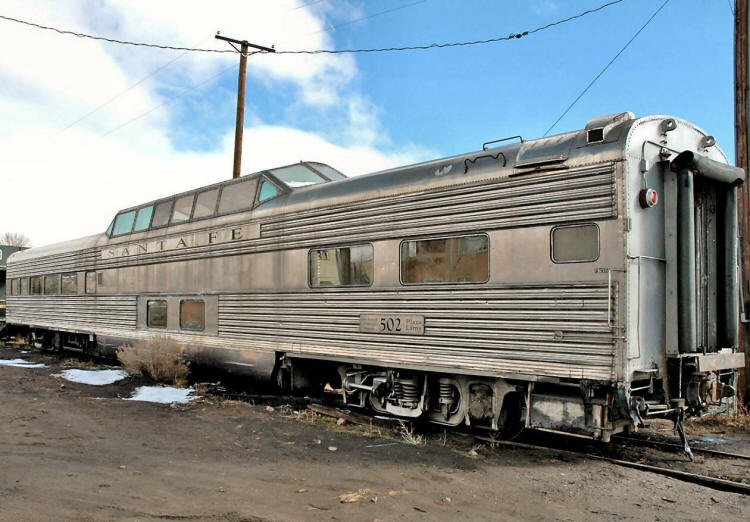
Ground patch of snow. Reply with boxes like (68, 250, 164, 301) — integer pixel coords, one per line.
(0, 358, 46, 368)
(54, 369, 128, 386)
(125, 386, 195, 404)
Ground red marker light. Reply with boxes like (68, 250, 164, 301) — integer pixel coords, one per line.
(639, 188, 658, 208)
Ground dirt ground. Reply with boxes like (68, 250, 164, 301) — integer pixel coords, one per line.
(1, 343, 750, 522)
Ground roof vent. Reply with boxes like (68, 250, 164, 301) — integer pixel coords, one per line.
(587, 128, 605, 144)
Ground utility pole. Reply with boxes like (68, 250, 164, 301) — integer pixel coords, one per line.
(216, 33, 275, 179)
(734, 0, 750, 405)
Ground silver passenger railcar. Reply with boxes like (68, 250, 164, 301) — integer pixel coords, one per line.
(5, 112, 746, 446)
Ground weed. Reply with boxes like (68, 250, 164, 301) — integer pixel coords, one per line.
(398, 420, 425, 446)
(117, 335, 189, 386)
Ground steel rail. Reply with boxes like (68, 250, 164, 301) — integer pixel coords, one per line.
(470, 434, 750, 496)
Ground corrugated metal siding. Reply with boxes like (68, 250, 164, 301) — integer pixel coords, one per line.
(218, 283, 617, 381)
(6, 296, 136, 331)
(7, 163, 616, 277)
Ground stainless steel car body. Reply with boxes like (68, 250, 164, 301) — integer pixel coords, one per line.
(5, 112, 745, 440)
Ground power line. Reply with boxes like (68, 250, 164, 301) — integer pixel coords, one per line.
(100, 63, 238, 137)
(0, 14, 234, 53)
(293, 0, 325, 10)
(58, 50, 190, 133)
(543, 0, 670, 137)
(311, 0, 428, 35)
(0, 1, 625, 56)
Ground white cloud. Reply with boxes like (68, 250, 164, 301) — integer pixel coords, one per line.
(0, 0, 436, 247)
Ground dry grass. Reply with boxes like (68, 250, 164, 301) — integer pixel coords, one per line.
(338, 488, 376, 503)
(687, 409, 750, 431)
(398, 420, 425, 446)
(117, 335, 189, 386)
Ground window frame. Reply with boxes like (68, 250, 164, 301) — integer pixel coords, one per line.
(179, 299, 206, 332)
(111, 209, 137, 237)
(255, 178, 284, 206)
(85, 271, 97, 294)
(550, 223, 601, 264)
(61, 272, 78, 295)
(308, 243, 374, 289)
(133, 205, 155, 232)
(170, 193, 196, 225)
(216, 176, 260, 217)
(399, 233, 491, 286)
(192, 187, 221, 220)
(30, 275, 41, 295)
(43, 274, 60, 295)
(149, 199, 174, 231)
(147, 299, 168, 329)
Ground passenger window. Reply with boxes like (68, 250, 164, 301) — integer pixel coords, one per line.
(8, 279, 17, 296)
(258, 181, 280, 203)
(171, 194, 194, 224)
(134, 205, 154, 232)
(309, 245, 373, 287)
(147, 300, 168, 328)
(61, 273, 78, 294)
(112, 210, 136, 236)
(180, 300, 205, 331)
(218, 178, 258, 214)
(151, 200, 172, 228)
(193, 189, 219, 219)
(401, 234, 489, 284)
(21, 278, 29, 295)
(44, 274, 60, 294)
(551, 224, 600, 263)
(85, 271, 96, 294)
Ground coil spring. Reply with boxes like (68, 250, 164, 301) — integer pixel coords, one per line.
(439, 381, 456, 405)
(393, 379, 420, 404)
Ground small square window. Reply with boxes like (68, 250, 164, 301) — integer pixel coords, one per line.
(551, 224, 600, 263)
(180, 300, 205, 331)
(147, 300, 168, 328)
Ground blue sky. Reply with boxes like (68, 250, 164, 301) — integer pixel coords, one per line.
(0, 0, 738, 246)
(202, 0, 736, 159)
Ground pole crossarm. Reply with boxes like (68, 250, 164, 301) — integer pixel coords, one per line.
(215, 33, 276, 54)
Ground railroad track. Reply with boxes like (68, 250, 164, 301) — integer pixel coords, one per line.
(306, 403, 750, 496)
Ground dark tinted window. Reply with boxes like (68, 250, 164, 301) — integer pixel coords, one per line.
(193, 189, 219, 218)
(147, 300, 168, 328)
(309, 245, 373, 287)
(44, 274, 60, 294)
(151, 200, 172, 228)
(218, 178, 258, 214)
(401, 234, 489, 284)
(551, 224, 599, 263)
(61, 273, 78, 294)
(180, 300, 205, 331)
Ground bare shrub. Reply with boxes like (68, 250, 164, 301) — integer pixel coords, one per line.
(117, 335, 189, 386)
